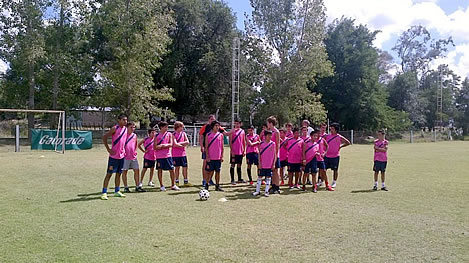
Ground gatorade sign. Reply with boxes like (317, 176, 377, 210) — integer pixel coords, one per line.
(31, 129, 92, 150)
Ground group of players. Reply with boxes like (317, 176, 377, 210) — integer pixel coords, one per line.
(99, 114, 389, 200)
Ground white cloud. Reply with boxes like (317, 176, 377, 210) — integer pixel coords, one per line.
(323, 0, 469, 78)
(0, 60, 7, 74)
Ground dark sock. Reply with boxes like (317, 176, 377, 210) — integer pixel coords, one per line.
(230, 167, 235, 182)
(205, 183, 209, 190)
(247, 169, 252, 181)
(237, 167, 242, 181)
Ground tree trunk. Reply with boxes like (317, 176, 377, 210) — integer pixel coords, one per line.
(28, 62, 35, 140)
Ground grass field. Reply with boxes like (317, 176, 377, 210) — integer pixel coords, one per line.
(0, 142, 468, 262)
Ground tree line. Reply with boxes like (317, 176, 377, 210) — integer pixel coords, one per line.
(1, 0, 468, 135)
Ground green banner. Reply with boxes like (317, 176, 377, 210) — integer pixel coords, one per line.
(31, 129, 92, 150)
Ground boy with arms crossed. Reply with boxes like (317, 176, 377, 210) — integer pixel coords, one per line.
(122, 122, 145, 193)
(373, 130, 389, 191)
(302, 130, 320, 192)
(253, 130, 276, 197)
(204, 121, 225, 192)
(173, 121, 192, 187)
(154, 122, 179, 191)
(266, 116, 281, 194)
(324, 123, 351, 188)
(246, 125, 261, 185)
(229, 119, 247, 184)
(138, 128, 157, 189)
(284, 127, 304, 189)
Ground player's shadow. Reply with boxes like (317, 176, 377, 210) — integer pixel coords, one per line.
(60, 195, 102, 202)
(350, 189, 377, 194)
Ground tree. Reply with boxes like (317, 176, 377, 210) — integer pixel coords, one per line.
(455, 78, 469, 135)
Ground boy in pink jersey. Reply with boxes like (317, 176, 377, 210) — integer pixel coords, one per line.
(138, 128, 157, 189)
(229, 119, 247, 184)
(284, 127, 304, 189)
(100, 113, 128, 200)
(279, 129, 290, 185)
(172, 121, 192, 187)
(266, 116, 281, 194)
(300, 125, 312, 185)
(373, 130, 389, 191)
(246, 125, 260, 185)
(302, 130, 320, 192)
(324, 122, 351, 188)
(122, 122, 145, 193)
(204, 120, 224, 192)
(259, 123, 268, 141)
(253, 130, 276, 197)
(316, 124, 334, 191)
(154, 121, 179, 191)
(285, 123, 293, 138)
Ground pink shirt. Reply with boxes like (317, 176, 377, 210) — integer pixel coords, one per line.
(304, 137, 319, 163)
(287, 138, 303, 164)
(231, 128, 245, 155)
(271, 128, 280, 157)
(143, 136, 156, 160)
(172, 131, 187, 158)
(246, 134, 260, 154)
(206, 131, 223, 160)
(110, 125, 127, 159)
(155, 131, 172, 159)
(279, 138, 289, 161)
(316, 137, 326, 162)
(124, 133, 137, 160)
(325, 134, 342, 158)
(374, 139, 388, 161)
(286, 131, 293, 138)
(259, 141, 276, 169)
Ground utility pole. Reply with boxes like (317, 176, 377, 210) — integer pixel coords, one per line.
(231, 37, 240, 129)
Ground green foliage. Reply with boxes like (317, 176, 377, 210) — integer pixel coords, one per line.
(455, 78, 469, 134)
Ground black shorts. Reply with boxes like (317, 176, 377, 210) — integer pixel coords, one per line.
(304, 158, 318, 174)
(373, 161, 387, 172)
(275, 158, 281, 169)
(107, 157, 124, 174)
(324, 156, 340, 170)
(259, 168, 273, 177)
(173, 156, 188, 167)
(205, 160, 222, 172)
(156, 158, 174, 171)
(317, 160, 326, 170)
(246, 152, 259, 165)
(280, 159, 289, 168)
(201, 151, 206, 160)
(230, 154, 244, 164)
(288, 163, 302, 172)
(143, 158, 156, 169)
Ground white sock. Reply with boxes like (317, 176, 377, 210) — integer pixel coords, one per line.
(382, 182, 385, 187)
(138, 183, 143, 188)
(265, 178, 271, 193)
(256, 178, 262, 193)
(374, 181, 378, 186)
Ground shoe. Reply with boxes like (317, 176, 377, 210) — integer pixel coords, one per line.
(215, 186, 224, 192)
(123, 188, 131, 193)
(184, 182, 193, 187)
(301, 185, 306, 191)
(331, 181, 337, 188)
(136, 187, 146, 192)
(264, 192, 270, 197)
(294, 184, 300, 189)
(171, 185, 180, 191)
(252, 191, 260, 196)
(289, 185, 294, 189)
(202, 180, 206, 187)
(100, 193, 108, 200)
(231, 181, 236, 185)
(326, 186, 335, 191)
(373, 185, 378, 191)
(249, 181, 254, 185)
(114, 191, 126, 198)
(237, 179, 246, 183)
(307, 180, 312, 185)
(317, 179, 323, 186)
(148, 181, 155, 187)
(160, 186, 166, 192)
(280, 181, 285, 186)
(274, 190, 282, 194)
(381, 187, 388, 191)
(262, 180, 265, 185)
(312, 187, 317, 193)
(209, 180, 215, 186)
(175, 181, 180, 187)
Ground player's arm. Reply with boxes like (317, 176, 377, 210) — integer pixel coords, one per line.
(153, 137, 160, 150)
(138, 139, 146, 153)
(102, 126, 116, 155)
(247, 135, 253, 147)
(180, 133, 190, 147)
(340, 135, 351, 148)
(205, 134, 210, 162)
(302, 142, 306, 165)
(199, 127, 205, 152)
(165, 134, 173, 149)
(322, 140, 329, 157)
(242, 133, 246, 155)
(220, 139, 224, 162)
(229, 131, 233, 154)
(272, 150, 277, 170)
(275, 133, 280, 154)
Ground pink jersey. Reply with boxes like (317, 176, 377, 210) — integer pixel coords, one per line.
(172, 131, 187, 157)
(301, 135, 310, 141)
(374, 139, 388, 161)
(287, 137, 303, 164)
(124, 132, 137, 160)
(110, 125, 127, 159)
(155, 131, 172, 159)
(231, 128, 245, 155)
(304, 137, 319, 163)
(259, 141, 276, 169)
(286, 131, 293, 138)
(316, 137, 326, 162)
(325, 134, 342, 158)
(143, 136, 156, 160)
(279, 137, 289, 161)
(271, 128, 280, 157)
(206, 131, 223, 160)
(246, 134, 260, 153)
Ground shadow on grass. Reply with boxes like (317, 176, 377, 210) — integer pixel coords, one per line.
(350, 189, 377, 194)
(60, 196, 102, 202)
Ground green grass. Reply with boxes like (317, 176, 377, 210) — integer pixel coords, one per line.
(0, 142, 468, 262)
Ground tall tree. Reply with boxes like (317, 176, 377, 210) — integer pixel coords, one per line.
(455, 78, 469, 135)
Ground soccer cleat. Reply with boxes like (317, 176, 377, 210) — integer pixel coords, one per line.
(148, 181, 155, 187)
(231, 181, 237, 185)
(373, 185, 378, 191)
(331, 181, 337, 188)
(307, 180, 312, 185)
(294, 184, 300, 189)
(209, 180, 215, 186)
(317, 179, 323, 187)
(123, 188, 131, 193)
(301, 185, 306, 191)
(326, 185, 335, 191)
(114, 191, 126, 198)
(136, 187, 146, 192)
(160, 186, 166, 192)
(237, 179, 246, 183)
(289, 185, 294, 189)
(312, 187, 318, 193)
(215, 185, 224, 192)
(264, 192, 270, 197)
(381, 187, 388, 191)
(183, 182, 193, 187)
(249, 181, 254, 185)
(252, 191, 260, 196)
(280, 181, 285, 186)
(171, 185, 180, 191)
(175, 181, 180, 187)
(100, 193, 108, 200)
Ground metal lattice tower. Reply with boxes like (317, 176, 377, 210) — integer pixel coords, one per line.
(436, 70, 443, 127)
(231, 37, 240, 128)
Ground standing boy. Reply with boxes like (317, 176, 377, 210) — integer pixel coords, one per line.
(101, 113, 128, 200)
(285, 128, 304, 189)
(154, 122, 179, 191)
(229, 119, 247, 184)
(373, 130, 389, 191)
(246, 126, 260, 185)
(199, 115, 216, 186)
(285, 123, 293, 138)
(253, 130, 276, 197)
(173, 121, 192, 187)
(302, 130, 320, 192)
(204, 121, 224, 192)
(266, 116, 281, 194)
(324, 123, 351, 188)
(279, 129, 290, 185)
(122, 122, 145, 193)
(317, 123, 328, 187)
(138, 128, 157, 189)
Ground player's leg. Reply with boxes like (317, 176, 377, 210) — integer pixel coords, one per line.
(264, 174, 271, 196)
(381, 171, 387, 191)
(236, 160, 244, 183)
(247, 163, 253, 184)
(157, 168, 165, 191)
(288, 169, 294, 188)
(182, 166, 191, 186)
(205, 170, 214, 190)
(253, 175, 263, 196)
(301, 172, 308, 191)
(174, 166, 180, 186)
(140, 168, 147, 188)
(121, 169, 129, 192)
(170, 169, 179, 190)
(101, 172, 112, 200)
(373, 165, 379, 190)
(311, 172, 317, 192)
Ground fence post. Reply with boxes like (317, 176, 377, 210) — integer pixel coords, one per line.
(433, 129, 437, 142)
(193, 125, 197, 146)
(15, 125, 20, 152)
(351, 130, 354, 144)
(410, 130, 413, 143)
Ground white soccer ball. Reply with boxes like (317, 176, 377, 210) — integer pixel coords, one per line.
(199, 189, 210, 201)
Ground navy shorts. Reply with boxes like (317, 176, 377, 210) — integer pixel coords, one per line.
(259, 168, 273, 177)
(173, 156, 188, 167)
(143, 159, 156, 169)
(246, 152, 259, 165)
(201, 151, 206, 160)
(373, 161, 387, 172)
(280, 159, 289, 168)
(317, 160, 326, 170)
(230, 154, 244, 164)
(288, 163, 302, 172)
(325, 156, 340, 170)
(275, 158, 281, 169)
(156, 158, 174, 171)
(205, 160, 222, 172)
(107, 157, 124, 174)
(304, 158, 318, 174)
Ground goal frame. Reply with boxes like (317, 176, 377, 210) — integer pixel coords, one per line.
(0, 108, 66, 154)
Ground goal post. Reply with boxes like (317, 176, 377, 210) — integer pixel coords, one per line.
(0, 108, 66, 154)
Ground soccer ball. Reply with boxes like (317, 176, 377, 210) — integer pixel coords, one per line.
(199, 189, 210, 201)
